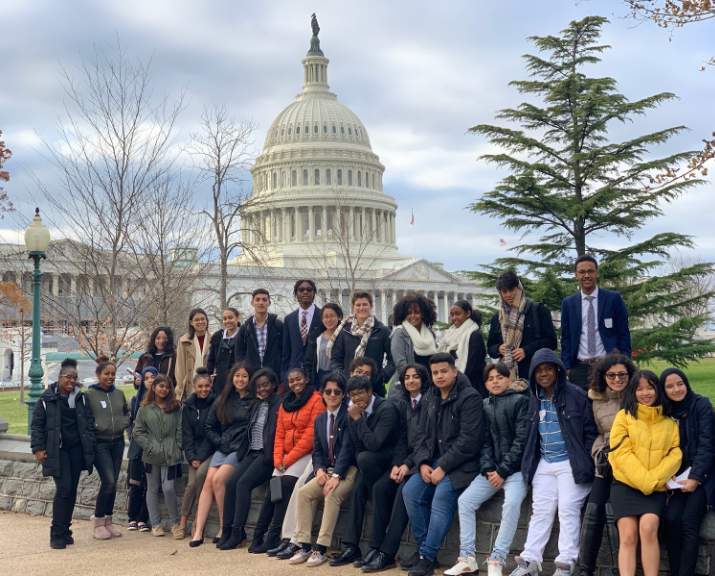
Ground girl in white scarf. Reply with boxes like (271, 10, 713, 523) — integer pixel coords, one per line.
(438, 300, 480, 373)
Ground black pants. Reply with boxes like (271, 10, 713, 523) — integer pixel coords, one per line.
(342, 449, 394, 547)
(94, 437, 124, 517)
(368, 468, 401, 549)
(126, 459, 149, 524)
(223, 451, 273, 534)
(587, 474, 612, 506)
(664, 485, 707, 576)
(52, 446, 84, 530)
(253, 475, 300, 538)
(380, 476, 411, 556)
(568, 363, 592, 392)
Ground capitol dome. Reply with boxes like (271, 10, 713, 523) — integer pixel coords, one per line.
(237, 26, 403, 270)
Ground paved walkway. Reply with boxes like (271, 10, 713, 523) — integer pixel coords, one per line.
(0, 511, 405, 576)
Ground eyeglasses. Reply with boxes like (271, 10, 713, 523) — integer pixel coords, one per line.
(349, 390, 369, 400)
(605, 372, 629, 381)
(351, 369, 371, 377)
(576, 269, 597, 276)
(323, 389, 343, 396)
(297, 287, 314, 293)
(59, 375, 78, 381)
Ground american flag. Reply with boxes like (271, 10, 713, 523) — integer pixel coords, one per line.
(410, 210, 414, 225)
(499, 238, 507, 246)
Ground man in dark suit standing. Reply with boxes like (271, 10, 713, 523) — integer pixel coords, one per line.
(560, 255, 631, 390)
(281, 279, 322, 382)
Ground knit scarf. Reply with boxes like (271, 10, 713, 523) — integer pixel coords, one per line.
(400, 321, 438, 357)
(282, 385, 316, 413)
(437, 317, 478, 373)
(326, 314, 375, 360)
(498, 282, 527, 379)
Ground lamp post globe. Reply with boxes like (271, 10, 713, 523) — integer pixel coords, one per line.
(24, 208, 51, 433)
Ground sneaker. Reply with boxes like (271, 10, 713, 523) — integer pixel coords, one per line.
(486, 553, 505, 576)
(172, 525, 185, 540)
(151, 525, 165, 537)
(508, 558, 538, 576)
(127, 522, 139, 531)
(139, 524, 151, 533)
(444, 556, 479, 575)
(289, 549, 312, 564)
(552, 562, 573, 576)
(401, 551, 421, 570)
(307, 550, 329, 567)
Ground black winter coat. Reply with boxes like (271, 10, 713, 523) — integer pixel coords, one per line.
(521, 348, 598, 485)
(30, 383, 96, 478)
(182, 391, 217, 463)
(461, 331, 488, 398)
(235, 314, 284, 378)
(207, 330, 239, 396)
(480, 381, 529, 480)
(204, 393, 253, 455)
(330, 318, 395, 398)
(411, 372, 485, 490)
(236, 393, 282, 466)
(303, 324, 328, 387)
(487, 299, 558, 380)
(678, 394, 715, 510)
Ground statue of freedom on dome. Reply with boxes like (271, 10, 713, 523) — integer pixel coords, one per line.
(311, 13, 320, 37)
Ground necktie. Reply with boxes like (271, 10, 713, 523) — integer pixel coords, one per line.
(328, 413, 336, 466)
(301, 310, 308, 345)
(413, 399, 418, 411)
(585, 295, 596, 357)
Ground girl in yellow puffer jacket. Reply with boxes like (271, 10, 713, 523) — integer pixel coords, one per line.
(609, 369, 681, 576)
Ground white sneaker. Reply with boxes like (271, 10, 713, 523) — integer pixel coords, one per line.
(289, 549, 311, 564)
(444, 556, 479, 575)
(306, 550, 328, 567)
(552, 562, 573, 576)
(508, 557, 538, 576)
(486, 553, 506, 576)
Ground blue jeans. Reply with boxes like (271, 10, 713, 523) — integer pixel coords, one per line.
(94, 437, 124, 517)
(403, 462, 461, 561)
(458, 473, 528, 558)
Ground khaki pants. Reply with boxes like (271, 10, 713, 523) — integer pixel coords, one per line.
(180, 459, 211, 517)
(296, 466, 357, 547)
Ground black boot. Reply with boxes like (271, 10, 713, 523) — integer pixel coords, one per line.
(251, 531, 281, 554)
(219, 525, 247, 550)
(63, 525, 74, 545)
(605, 503, 620, 576)
(215, 522, 233, 548)
(50, 526, 67, 550)
(578, 503, 606, 576)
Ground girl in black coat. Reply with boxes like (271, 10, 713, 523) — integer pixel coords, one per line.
(30, 358, 96, 549)
(189, 362, 255, 546)
(661, 368, 715, 576)
(207, 308, 241, 395)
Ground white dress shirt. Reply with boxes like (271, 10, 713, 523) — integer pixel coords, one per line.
(298, 303, 317, 332)
(578, 287, 606, 360)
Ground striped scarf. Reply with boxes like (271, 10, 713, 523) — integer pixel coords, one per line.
(326, 314, 375, 360)
(498, 282, 526, 379)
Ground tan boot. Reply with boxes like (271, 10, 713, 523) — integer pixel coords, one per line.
(104, 515, 122, 538)
(91, 515, 112, 540)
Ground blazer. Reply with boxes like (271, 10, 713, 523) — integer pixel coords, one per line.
(281, 306, 322, 381)
(347, 395, 400, 455)
(310, 403, 355, 480)
(235, 314, 284, 382)
(560, 288, 631, 369)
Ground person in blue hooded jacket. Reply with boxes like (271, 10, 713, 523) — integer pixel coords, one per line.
(509, 349, 597, 576)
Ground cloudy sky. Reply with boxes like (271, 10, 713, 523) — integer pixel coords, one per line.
(2, 0, 713, 273)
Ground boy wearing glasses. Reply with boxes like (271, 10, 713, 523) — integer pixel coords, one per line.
(560, 255, 631, 391)
(290, 372, 357, 567)
(281, 279, 322, 383)
(329, 375, 400, 567)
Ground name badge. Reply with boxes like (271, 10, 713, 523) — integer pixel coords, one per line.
(100, 400, 107, 408)
(539, 410, 546, 422)
(604, 318, 613, 329)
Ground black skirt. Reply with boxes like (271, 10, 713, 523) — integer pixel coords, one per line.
(611, 480, 667, 520)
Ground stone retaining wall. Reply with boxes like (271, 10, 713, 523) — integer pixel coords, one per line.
(1, 434, 713, 574)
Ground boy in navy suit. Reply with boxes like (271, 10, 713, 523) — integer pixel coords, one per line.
(560, 256, 631, 390)
(281, 279, 322, 382)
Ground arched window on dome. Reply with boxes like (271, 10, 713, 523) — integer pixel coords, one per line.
(305, 125, 309, 136)
(372, 173, 375, 189)
(281, 128, 285, 136)
(326, 169, 331, 186)
(337, 169, 342, 186)
(274, 130, 278, 138)
(282, 171, 286, 188)
(315, 211, 322, 237)
(292, 170, 297, 187)
(332, 126, 336, 134)
(357, 171, 361, 187)
(296, 126, 300, 135)
(340, 126, 345, 134)
(302, 169, 308, 186)
(348, 127, 352, 136)
(288, 127, 292, 135)
(314, 169, 320, 186)
(365, 172, 369, 188)
(273, 172, 277, 189)
(348, 170, 353, 186)
(314, 125, 318, 134)
(323, 125, 327, 134)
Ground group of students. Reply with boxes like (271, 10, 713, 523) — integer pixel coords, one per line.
(27, 260, 715, 576)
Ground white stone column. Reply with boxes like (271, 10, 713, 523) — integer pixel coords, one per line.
(443, 291, 450, 323)
(70, 276, 77, 297)
(380, 291, 388, 324)
(309, 206, 315, 242)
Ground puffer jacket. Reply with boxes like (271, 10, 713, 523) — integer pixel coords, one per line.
(677, 395, 715, 510)
(182, 391, 217, 463)
(480, 379, 529, 480)
(204, 393, 254, 455)
(274, 390, 326, 468)
(411, 372, 485, 490)
(133, 402, 183, 467)
(30, 383, 96, 477)
(589, 387, 624, 477)
(609, 404, 681, 495)
(521, 348, 598, 485)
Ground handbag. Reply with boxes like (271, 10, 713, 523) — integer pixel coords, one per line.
(270, 476, 283, 503)
(596, 435, 628, 477)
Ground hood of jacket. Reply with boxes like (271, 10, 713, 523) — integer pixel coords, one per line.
(588, 387, 624, 403)
(41, 381, 82, 405)
(184, 391, 217, 410)
(528, 348, 567, 396)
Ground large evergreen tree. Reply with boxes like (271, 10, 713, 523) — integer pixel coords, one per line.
(469, 15, 714, 367)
